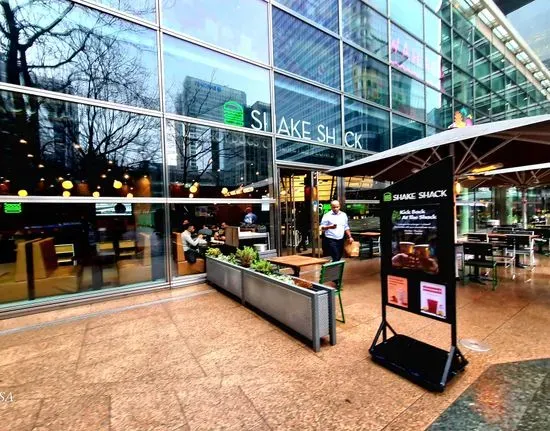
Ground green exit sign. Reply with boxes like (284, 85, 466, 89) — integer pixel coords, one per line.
(4, 203, 22, 214)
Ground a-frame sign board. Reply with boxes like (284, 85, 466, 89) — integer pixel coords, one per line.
(369, 157, 468, 392)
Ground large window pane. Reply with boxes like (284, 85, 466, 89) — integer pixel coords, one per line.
(426, 87, 452, 128)
(276, 140, 342, 166)
(474, 50, 491, 87)
(453, 33, 473, 74)
(425, 49, 452, 95)
(163, 36, 271, 131)
(274, 74, 341, 146)
(169, 202, 275, 278)
(390, 0, 423, 36)
(166, 121, 273, 199)
(392, 71, 425, 121)
(0, 203, 166, 305)
(424, 8, 450, 55)
(391, 25, 424, 79)
(276, 0, 339, 32)
(273, 8, 340, 89)
(475, 82, 492, 115)
(392, 114, 425, 147)
(161, 0, 268, 63)
(454, 68, 474, 106)
(344, 45, 389, 106)
(344, 98, 390, 152)
(0, 91, 163, 197)
(89, 0, 156, 21)
(0, 0, 159, 109)
(342, 0, 388, 59)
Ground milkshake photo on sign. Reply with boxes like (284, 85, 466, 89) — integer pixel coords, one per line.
(420, 281, 446, 319)
(391, 206, 439, 275)
(387, 275, 408, 308)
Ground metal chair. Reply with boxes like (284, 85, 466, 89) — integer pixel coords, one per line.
(510, 234, 535, 270)
(463, 242, 498, 290)
(319, 260, 345, 323)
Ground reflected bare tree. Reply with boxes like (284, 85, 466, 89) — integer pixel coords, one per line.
(0, 0, 160, 194)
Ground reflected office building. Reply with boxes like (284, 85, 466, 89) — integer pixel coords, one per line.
(0, 0, 549, 314)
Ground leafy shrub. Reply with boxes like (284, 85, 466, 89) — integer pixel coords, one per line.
(236, 246, 258, 267)
(205, 248, 222, 258)
(251, 259, 275, 275)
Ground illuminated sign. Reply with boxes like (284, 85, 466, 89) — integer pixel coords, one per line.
(3, 203, 22, 214)
(251, 111, 364, 149)
(223, 101, 244, 126)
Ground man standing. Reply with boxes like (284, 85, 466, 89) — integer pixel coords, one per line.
(243, 207, 258, 224)
(321, 200, 354, 261)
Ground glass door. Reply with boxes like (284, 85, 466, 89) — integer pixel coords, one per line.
(278, 169, 337, 257)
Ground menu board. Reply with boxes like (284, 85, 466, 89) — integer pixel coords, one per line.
(379, 157, 456, 325)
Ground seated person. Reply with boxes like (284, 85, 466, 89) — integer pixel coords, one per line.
(181, 222, 207, 263)
(214, 222, 228, 242)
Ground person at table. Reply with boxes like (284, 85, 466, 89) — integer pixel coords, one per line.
(243, 207, 258, 225)
(181, 222, 206, 263)
(214, 222, 228, 241)
(320, 200, 354, 261)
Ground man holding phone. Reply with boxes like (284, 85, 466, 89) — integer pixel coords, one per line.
(320, 200, 353, 261)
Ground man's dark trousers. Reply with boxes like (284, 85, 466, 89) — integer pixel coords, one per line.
(324, 237, 344, 261)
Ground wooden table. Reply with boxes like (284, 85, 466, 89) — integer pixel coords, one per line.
(266, 255, 329, 277)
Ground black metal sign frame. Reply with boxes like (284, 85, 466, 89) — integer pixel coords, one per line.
(369, 157, 468, 392)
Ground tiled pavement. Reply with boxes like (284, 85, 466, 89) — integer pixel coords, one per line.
(0, 257, 549, 430)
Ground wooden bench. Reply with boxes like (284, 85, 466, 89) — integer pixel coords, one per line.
(172, 232, 205, 276)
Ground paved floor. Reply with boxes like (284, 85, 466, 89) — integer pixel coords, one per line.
(0, 257, 549, 430)
(428, 359, 550, 430)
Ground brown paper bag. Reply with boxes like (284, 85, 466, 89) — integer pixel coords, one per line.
(344, 240, 360, 257)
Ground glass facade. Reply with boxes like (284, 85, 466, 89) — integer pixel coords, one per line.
(1, 0, 549, 309)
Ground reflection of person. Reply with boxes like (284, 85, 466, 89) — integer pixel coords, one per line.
(320, 200, 353, 261)
(181, 222, 206, 263)
(243, 207, 258, 224)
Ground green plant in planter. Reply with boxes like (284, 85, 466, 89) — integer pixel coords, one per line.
(218, 253, 238, 264)
(205, 248, 222, 258)
(236, 246, 258, 267)
(251, 259, 275, 275)
(268, 273, 294, 284)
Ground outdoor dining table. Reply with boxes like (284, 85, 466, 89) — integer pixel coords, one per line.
(266, 255, 329, 277)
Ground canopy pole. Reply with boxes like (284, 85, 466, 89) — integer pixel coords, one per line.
(521, 188, 528, 229)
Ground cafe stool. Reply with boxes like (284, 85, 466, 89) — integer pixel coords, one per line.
(319, 260, 345, 323)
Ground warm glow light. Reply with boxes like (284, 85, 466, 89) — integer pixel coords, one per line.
(101, 174, 107, 178)
(108, 160, 114, 164)
(61, 180, 73, 190)
(221, 187, 228, 195)
(93, 191, 100, 198)
(124, 174, 130, 179)
(471, 163, 504, 174)
(27, 153, 33, 158)
(189, 185, 198, 193)
(40, 178, 45, 181)
(17, 189, 28, 197)
(63, 191, 70, 197)
(193, 182, 199, 187)
(38, 164, 44, 168)
(58, 177, 64, 181)
(455, 182, 462, 195)
(126, 193, 133, 198)
(189, 193, 194, 198)
(19, 139, 27, 144)
(113, 180, 123, 189)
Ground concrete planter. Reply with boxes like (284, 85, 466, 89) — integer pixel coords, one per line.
(205, 256, 336, 351)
